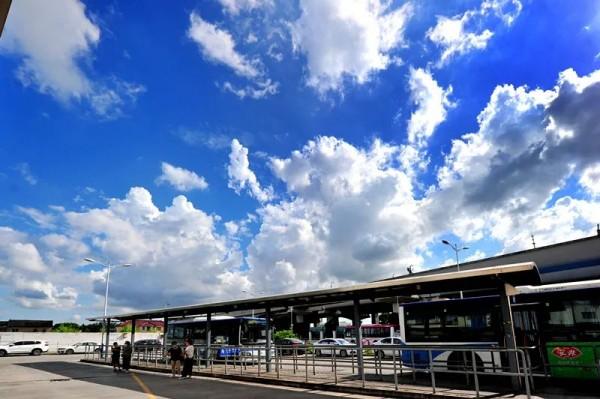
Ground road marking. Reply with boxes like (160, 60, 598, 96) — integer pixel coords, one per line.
(131, 372, 157, 399)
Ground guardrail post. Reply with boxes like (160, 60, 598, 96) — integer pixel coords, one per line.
(520, 350, 531, 399)
(429, 350, 436, 394)
(225, 348, 228, 375)
(257, 346, 261, 376)
(353, 297, 365, 382)
(305, 346, 309, 382)
(471, 351, 480, 398)
(393, 348, 398, 390)
(333, 346, 337, 385)
(266, 307, 272, 372)
(276, 347, 280, 379)
(411, 350, 416, 383)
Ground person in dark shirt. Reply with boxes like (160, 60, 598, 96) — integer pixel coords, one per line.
(121, 341, 132, 373)
(111, 342, 121, 372)
(167, 341, 182, 378)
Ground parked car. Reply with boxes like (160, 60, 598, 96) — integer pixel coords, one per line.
(314, 338, 356, 357)
(57, 342, 100, 355)
(0, 340, 49, 357)
(372, 337, 405, 359)
(274, 338, 306, 355)
(134, 339, 162, 352)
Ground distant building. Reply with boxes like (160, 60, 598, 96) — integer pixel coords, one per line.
(116, 319, 164, 333)
(0, 320, 53, 332)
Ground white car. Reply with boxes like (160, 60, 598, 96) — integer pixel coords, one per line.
(0, 340, 49, 357)
(57, 342, 100, 355)
(314, 338, 357, 357)
(372, 337, 405, 359)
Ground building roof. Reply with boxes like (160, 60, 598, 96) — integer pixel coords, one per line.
(382, 234, 600, 284)
(119, 319, 164, 327)
(0, 0, 10, 37)
(89, 262, 539, 321)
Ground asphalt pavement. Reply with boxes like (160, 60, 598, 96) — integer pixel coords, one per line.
(0, 354, 382, 399)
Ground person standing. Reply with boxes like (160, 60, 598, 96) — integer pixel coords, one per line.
(180, 339, 194, 379)
(167, 341, 182, 378)
(121, 341, 132, 373)
(111, 342, 121, 372)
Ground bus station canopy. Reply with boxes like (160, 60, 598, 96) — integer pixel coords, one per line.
(88, 262, 540, 321)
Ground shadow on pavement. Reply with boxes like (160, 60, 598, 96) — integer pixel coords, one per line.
(19, 361, 332, 399)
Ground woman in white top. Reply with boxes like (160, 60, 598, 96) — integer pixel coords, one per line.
(180, 339, 194, 379)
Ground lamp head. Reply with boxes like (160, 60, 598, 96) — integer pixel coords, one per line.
(441, 240, 450, 245)
(83, 258, 96, 263)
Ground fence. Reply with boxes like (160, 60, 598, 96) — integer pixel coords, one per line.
(84, 343, 541, 398)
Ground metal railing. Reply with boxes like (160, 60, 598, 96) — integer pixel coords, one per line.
(89, 342, 600, 397)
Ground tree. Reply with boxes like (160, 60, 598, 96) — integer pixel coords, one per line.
(274, 329, 298, 341)
(53, 323, 81, 332)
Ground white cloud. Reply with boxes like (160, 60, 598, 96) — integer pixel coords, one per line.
(155, 162, 208, 192)
(429, 67, 600, 250)
(580, 163, 600, 197)
(407, 68, 453, 146)
(401, 68, 454, 180)
(218, 0, 273, 15)
(427, 0, 522, 66)
(187, 12, 278, 99)
(221, 79, 279, 99)
(0, 0, 144, 117)
(290, 0, 413, 93)
(15, 162, 37, 185)
(228, 139, 273, 202)
(17, 206, 56, 229)
(188, 12, 260, 79)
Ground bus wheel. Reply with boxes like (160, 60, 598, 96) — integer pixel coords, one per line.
(447, 352, 484, 373)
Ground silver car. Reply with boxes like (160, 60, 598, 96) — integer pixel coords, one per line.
(372, 337, 405, 359)
(314, 338, 357, 357)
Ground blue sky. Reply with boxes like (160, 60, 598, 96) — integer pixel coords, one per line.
(0, 0, 599, 323)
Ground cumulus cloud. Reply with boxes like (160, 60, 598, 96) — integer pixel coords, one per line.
(0, 0, 144, 117)
(580, 163, 600, 197)
(427, 0, 522, 66)
(406, 68, 454, 147)
(291, 0, 413, 93)
(228, 139, 273, 202)
(17, 206, 56, 229)
(188, 12, 260, 78)
(155, 162, 208, 192)
(429, 67, 600, 249)
(187, 12, 278, 99)
(218, 0, 273, 15)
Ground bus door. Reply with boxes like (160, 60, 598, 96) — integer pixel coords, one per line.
(512, 302, 543, 371)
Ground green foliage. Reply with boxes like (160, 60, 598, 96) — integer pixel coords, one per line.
(53, 323, 81, 332)
(120, 325, 132, 332)
(274, 329, 298, 340)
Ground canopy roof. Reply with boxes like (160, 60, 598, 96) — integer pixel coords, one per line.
(88, 262, 539, 321)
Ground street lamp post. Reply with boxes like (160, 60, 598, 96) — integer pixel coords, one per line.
(84, 258, 133, 358)
(441, 240, 469, 299)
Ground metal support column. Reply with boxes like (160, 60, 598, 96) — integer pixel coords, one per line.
(162, 316, 168, 348)
(130, 319, 136, 349)
(104, 318, 111, 361)
(266, 307, 272, 372)
(206, 312, 211, 368)
(353, 297, 364, 377)
(499, 283, 520, 390)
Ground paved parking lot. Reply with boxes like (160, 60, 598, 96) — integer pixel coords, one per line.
(0, 354, 383, 399)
